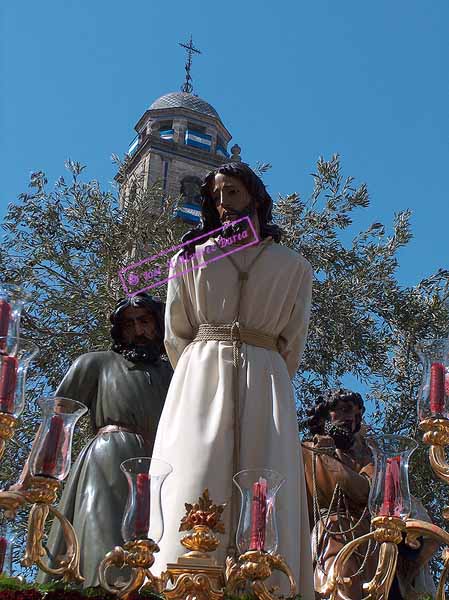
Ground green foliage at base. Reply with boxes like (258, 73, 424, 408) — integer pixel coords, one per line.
(0, 576, 158, 599)
(0, 576, 302, 599)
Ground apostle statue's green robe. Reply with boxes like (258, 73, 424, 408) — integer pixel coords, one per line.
(37, 349, 172, 588)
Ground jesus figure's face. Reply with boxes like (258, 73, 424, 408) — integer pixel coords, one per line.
(210, 173, 261, 241)
(211, 173, 254, 224)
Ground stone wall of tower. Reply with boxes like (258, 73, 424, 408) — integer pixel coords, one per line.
(165, 157, 211, 199)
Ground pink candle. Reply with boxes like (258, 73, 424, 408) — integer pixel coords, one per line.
(0, 356, 18, 414)
(39, 415, 65, 477)
(0, 300, 11, 340)
(135, 473, 151, 538)
(0, 537, 7, 574)
(380, 456, 401, 516)
(250, 477, 267, 551)
(430, 362, 445, 415)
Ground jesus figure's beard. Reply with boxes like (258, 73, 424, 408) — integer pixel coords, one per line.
(220, 202, 256, 239)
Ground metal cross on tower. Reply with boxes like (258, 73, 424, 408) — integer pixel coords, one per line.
(179, 35, 201, 94)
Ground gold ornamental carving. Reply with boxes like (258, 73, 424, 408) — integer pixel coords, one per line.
(225, 550, 297, 600)
(0, 413, 18, 460)
(179, 488, 225, 558)
(159, 489, 226, 599)
(98, 539, 160, 600)
(162, 572, 225, 600)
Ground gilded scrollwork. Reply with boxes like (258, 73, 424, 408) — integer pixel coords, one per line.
(98, 539, 159, 599)
(225, 550, 297, 600)
(0, 413, 18, 460)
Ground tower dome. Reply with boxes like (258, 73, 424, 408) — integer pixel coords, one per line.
(149, 92, 221, 122)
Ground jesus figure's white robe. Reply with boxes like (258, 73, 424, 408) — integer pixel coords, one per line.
(152, 236, 315, 599)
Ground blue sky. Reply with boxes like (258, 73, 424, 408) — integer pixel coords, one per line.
(1, 0, 448, 287)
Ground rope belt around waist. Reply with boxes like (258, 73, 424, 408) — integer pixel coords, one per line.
(96, 424, 152, 445)
(193, 323, 279, 363)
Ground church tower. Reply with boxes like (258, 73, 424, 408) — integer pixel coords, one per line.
(117, 38, 241, 223)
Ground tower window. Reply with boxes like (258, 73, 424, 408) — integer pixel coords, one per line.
(159, 120, 174, 141)
(180, 176, 202, 207)
(187, 122, 206, 134)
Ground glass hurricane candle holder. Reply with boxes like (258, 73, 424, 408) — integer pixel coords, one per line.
(367, 434, 417, 520)
(120, 457, 172, 543)
(29, 397, 87, 480)
(416, 338, 449, 420)
(0, 337, 38, 417)
(233, 468, 285, 555)
(0, 284, 31, 348)
(0, 527, 15, 577)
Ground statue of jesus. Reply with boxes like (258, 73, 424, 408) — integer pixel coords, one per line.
(152, 162, 315, 599)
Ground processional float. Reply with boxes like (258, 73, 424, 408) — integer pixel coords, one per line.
(1, 280, 449, 599)
(0, 282, 297, 599)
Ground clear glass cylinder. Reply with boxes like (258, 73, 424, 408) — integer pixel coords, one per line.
(29, 396, 87, 480)
(120, 457, 172, 543)
(233, 468, 285, 555)
(0, 337, 39, 417)
(416, 338, 449, 420)
(0, 529, 14, 577)
(367, 435, 417, 520)
(0, 284, 31, 347)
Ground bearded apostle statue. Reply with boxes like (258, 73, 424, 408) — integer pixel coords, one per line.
(302, 388, 438, 600)
(14, 293, 172, 587)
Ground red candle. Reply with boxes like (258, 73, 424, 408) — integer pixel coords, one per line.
(0, 356, 18, 414)
(0, 537, 7, 574)
(430, 362, 445, 415)
(380, 456, 401, 516)
(0, 300, 11, 340)
(250, 477, 267, 551)
(39, 415, 65, 477)
(135, 473, 151, 539)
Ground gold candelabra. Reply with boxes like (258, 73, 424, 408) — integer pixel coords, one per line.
(0, 475, 84, 584)
(322, 417, 449, 600)
(98, 489, 297, 600)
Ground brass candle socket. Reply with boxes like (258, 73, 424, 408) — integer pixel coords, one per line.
(225, 550, 297, 600)
(0, 476, 84, 584)
(420, 417, 449, 520)
(0, 413, 18, 460)
(98, 538, 160, 600)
